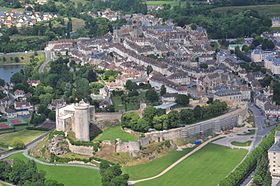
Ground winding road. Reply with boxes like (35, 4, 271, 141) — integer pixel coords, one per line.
(38, 50, 51, 73)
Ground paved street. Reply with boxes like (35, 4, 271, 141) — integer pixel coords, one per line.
(38, 50, 51, 73)
(240, 104, 275, 186)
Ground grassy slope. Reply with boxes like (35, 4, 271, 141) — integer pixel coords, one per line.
(123, 146, 196, 180)
(0, 130, 46, 146)
(6, 153, 101, 186)
(94, 125, 138, 142)
(136, 143, 247, 186)
(212, 4, 280, 17)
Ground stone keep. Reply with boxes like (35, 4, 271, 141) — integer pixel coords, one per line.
(56, 100, 95, 141)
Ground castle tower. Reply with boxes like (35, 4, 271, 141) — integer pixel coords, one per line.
(74, 100, 90, 141)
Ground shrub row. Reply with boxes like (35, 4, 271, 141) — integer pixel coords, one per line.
(219, 125, 280, 186)
(50, 153, 114, 165)
(26, 127, 50, 131)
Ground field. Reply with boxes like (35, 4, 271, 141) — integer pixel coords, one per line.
(146, 1, 179, 7)
(212, 4, 280, 17)
(64, 17, 85, 32)
(0, 130, 46, 146)
(136, 143, 247, 186)
(0, 53, 45, 65)
(112, 96, 139, 111)
(6, 153, 102, 186)
(123, 146, 196, 180)
(93, 125, 139, 142)
(231, 141, 252, 147)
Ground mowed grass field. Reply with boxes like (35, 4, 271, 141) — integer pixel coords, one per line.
(93, 125, 139, 142)
(136, 143, 247, 186)
(212, 4, 280, 17)
(6, 153, 102, 186)
(124, 146, 196, 180)
(0, 130, 46, 146)
(146, 1, 179, 7)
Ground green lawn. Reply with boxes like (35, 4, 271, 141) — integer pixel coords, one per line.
(6, 153, 101, 186)
(136, 143, 247, 186)
(146, 1, 179, 7)
(123, 146, 196, 180)
(212, 4, 280, 17)
(112, 96, 139, 111)
(0, 130, 46, 146)
(93, 125, 138, 142)
(231, 141, 252, 147)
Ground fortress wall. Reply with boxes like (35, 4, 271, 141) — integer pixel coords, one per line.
(94, 112, 122, 130)
(143, 106, 248, 143)
(116, 141, 140, 157)
(67, 139, 94, 156)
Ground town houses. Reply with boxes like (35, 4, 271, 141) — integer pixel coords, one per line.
(0, 9, 57, 28)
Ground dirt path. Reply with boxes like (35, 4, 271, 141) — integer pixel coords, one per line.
(128, 135, 224, 185)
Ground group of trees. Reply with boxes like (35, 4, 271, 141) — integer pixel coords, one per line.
(214, 0, 280, 6)
(258, 76, 280, 105)
(100, 161, 129, 186)
(219, 125, 280, 186)
(154, 4, 271, 39)
(252, 153, 272, 186)
(121, 100, 228, 132)
(0, 159, 63, 185)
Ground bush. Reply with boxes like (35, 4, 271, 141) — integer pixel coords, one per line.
(12, 137, 25, 149)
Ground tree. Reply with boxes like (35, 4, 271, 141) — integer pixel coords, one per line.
(167, 110, 180, 128)
(12, 137, 25, 149)
(199, 63, 208, 69)
(180, 109, 194, 124)
(175, 94, 189, 106)
(145, 88, 159, 103)
(160, 85, 166, 96)
(146, 65, 153, 76)
(125, 80, 138, 91)
(11, 72, 26, 85)
(153, 114, 168, 130)
(0, 78, 5, 87)
(262, 39, 275, 51)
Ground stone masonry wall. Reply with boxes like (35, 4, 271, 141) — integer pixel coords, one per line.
(67, 139, 94, 156)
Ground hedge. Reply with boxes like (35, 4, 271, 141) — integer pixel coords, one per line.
(219, 125, 280, 186)
(50, 153, 115, 165)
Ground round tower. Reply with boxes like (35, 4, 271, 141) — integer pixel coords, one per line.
(74, 100, 90, 141)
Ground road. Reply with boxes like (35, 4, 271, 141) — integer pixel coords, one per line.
(240, 104, 275, 186)
(38, 50, 51, 73)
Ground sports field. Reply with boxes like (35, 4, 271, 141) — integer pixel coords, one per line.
(6, 153, 101, 186)
(0, 130, 46, 146)
(136, 143, 247, 186)
(94, 125, 138, 142)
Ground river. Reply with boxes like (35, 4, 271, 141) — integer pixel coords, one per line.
(0, 64, 22, 82)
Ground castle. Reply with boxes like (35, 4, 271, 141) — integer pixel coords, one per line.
(56, 100, 95, 142)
